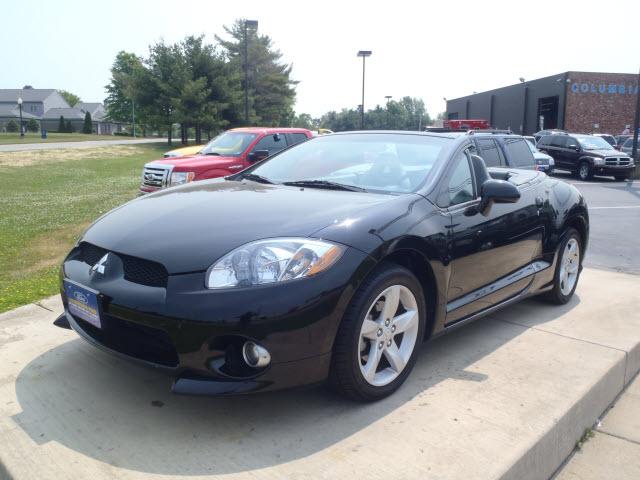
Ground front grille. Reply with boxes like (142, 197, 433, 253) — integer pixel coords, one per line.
(141, 165, 171, 188)
(73, 313, 179, 367)
(79, 242, 168, 288)
(605, 157, 631, 166)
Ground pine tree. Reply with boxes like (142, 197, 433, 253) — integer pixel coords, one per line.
(58, 116, 65, 132)
(66, 120, 74, 133)
(82, 112, 93, 134)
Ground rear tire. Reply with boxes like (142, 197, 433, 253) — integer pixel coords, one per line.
(329, 263, 426, 402)
(577, 161, 592, 181)
(543, 228, 582, 305)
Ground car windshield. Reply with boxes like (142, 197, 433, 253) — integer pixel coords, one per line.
(200, 131, 257, 156)
(249, 133, 450, 194)
(525, 139, 538, 153)
(576, 136, 614, 151)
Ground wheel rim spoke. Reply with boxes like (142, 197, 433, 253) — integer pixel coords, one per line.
(381, 286, 400, 321)
(361, 319, 380, 339)
(392, 310, 417, 334)
(363, 342, 382, 382)
(384, 343, 406, 373)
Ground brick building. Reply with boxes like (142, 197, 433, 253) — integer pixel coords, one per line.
(445, 71, 639, 135)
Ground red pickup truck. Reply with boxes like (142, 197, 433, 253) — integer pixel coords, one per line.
(140, 127, 313, 193)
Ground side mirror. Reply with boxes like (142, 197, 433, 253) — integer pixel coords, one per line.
(248, 149, 269, 162)
(477, 179, 520, 214)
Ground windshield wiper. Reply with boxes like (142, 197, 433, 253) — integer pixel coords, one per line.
(282, 180, 366, 192)
(240, 173, 274, 184)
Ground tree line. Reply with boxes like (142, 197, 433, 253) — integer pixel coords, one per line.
(104, 19, 297, 144)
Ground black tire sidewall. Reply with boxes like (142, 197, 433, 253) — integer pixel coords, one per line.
(578, 161, 591, 181)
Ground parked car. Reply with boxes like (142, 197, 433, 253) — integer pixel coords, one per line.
(620, 137, 639, 159)
(533, 129, 567, 143)
(140, 127, 313, 193)
(614, 135, 631, 150)
(591, 133, 616, 147)
(56, 130, 589, 401)
(443, 119, 490, 130)
(537, 133, 634, 181)
(163, 145, 204, 158)
(524, 136, 555, 173)
(467, 131, 537, 170)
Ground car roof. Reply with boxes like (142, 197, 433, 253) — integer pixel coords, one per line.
(330, 130, 462, 139)
(230, 127, 311, 134)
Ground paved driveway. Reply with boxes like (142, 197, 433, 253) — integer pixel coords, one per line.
(0, 138, 164, 152)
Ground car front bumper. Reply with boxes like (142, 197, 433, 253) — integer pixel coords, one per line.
(58, 246, 374, 395)
(592, 164, 634, 176)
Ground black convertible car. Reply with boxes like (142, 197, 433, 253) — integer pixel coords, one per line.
(56, 131, 589, 401)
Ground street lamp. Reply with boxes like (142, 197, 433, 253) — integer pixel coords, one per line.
(357, 50, 372, 129)
(384, 96, 392, 129)
(244, 19, 258, 125)
(17, 97, 23, 137)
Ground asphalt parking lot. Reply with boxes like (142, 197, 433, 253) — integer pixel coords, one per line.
(552, 171, 640, 275)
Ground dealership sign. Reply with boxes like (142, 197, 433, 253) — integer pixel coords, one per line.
(571, 82, 639, 95)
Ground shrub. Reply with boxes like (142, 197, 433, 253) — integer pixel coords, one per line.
(27, 119, 39, 132)
(58, 116, 65, 132)
(6, 120, 19, 132)
(66, 120, 74, 133)
(82, 112, 93, 134)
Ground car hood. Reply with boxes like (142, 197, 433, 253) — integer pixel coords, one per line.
(147, 154, 237, 168)
(533, 151, 553, 163)
(82, 179, 394, 273)
(584, 149, 627, 158)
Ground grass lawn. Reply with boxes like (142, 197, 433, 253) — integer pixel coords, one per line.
(0, 144, 166, 313)
(0, 132, 154, 145)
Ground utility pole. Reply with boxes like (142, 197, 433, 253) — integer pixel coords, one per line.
(132, 100, 136, 138)
(357, 50, 372, 129)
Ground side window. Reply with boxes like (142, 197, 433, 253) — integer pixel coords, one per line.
(565, 137, 579, 149)
(551, 136, 568, 148)
(438, 150, 475, 208)
(504, 138, 535, 168)
(288, 133, 308, 146)
(251, 133, 288, 155)
(538, 136, 551, 147)
(476, 138, 505, 167)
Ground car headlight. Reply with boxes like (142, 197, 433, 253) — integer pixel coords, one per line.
(593, 157, 605, 165)
(205, 238, 345, 289)
(170, 172, 195, 185)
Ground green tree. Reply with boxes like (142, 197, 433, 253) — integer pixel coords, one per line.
(6, 120, 19, 132)
(82, 111, 93, 134)
(58, 116, 66, 132)
(26, 119, 39, 132)
(66, 120, 74, 133)
(58, 90, 81, 107)
(291, 113, 316, 129)
(104, 51, 146, 123)
(216, 19, 297, 127)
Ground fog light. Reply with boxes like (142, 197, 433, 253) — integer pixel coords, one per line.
(242, 341, 271, 368)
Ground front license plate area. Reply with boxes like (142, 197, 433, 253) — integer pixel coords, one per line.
(63, 279, 102, 329)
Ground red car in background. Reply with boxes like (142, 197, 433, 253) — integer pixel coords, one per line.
(443, 119, 490, 130)
(140, 127, 313, 193)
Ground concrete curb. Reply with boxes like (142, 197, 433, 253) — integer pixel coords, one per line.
(1, 268, 639, 480)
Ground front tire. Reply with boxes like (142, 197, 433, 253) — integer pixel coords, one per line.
(544, 228, 582, 305)
(329, 263, 426, 402)
(577, 161, 593, 181)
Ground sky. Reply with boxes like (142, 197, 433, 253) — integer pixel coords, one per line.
(2, 0, 638, 118)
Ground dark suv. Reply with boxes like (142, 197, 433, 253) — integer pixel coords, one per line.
(467, 132, 536, 170)
(538, 134, 635, 181)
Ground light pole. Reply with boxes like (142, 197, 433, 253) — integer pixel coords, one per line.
(132, 99, 136, 138)
(384, 95, 392, 129)
(17, 97, 23, 137)
(244, 20, 258, 125)
(357, 50, 372, 129)
(631, 67, 639, 172)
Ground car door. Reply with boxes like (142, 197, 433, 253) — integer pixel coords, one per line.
(440, 147, 543, 325)
(545, 135, 568, 168)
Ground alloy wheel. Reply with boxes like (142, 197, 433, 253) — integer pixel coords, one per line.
(559, 238, 580, 296)
(358, 285, 419, 387)
(579, 163, 590, 180)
